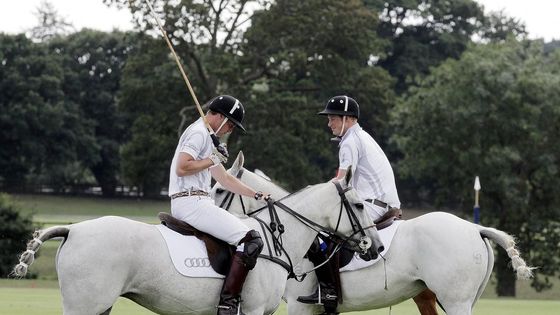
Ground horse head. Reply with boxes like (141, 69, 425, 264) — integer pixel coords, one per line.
(329, 168, 383, 260)
(211, 151, 289, 215)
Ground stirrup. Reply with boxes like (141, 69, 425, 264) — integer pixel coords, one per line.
(297, 286, 337, 305)
(216, 304, 244, 315)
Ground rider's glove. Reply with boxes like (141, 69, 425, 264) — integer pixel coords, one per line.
(209, 147, 228, 166)
(254, 191, 271, 201)
(216, 142, 229, 158)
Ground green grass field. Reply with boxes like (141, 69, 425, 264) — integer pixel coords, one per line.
(11, 193, 166, 224)
(3, 194, 560, 314)
(0, 281, 558, 315)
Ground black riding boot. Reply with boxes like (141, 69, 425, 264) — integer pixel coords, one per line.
(297, 242, 339, 314)
(217, 230, 263, 315)
(217, 252, 250, 315)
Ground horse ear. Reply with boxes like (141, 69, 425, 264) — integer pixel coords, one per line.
(231, 151, 245, 174)
(344, 166, 353, 186)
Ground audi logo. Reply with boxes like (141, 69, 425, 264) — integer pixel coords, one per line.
(184, 257, 211, 268)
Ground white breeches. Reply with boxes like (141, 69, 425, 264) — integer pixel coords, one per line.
(171, 196, 250, 247)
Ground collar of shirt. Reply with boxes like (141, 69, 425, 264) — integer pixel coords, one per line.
(339, 123, 361, 146)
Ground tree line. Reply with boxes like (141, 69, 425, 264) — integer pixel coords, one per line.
(1, 0, 559, 296)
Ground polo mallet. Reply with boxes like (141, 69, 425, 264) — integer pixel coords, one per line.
(138, 0, 228, 157)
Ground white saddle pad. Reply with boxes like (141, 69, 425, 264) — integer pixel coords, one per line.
(156, 224, 225, 278)
(339, 220, 402, 272)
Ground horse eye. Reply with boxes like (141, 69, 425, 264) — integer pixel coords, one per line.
(216, 188, 225, 194)
(354, 203, 364, 210)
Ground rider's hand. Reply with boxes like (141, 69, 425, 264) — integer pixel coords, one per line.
(254, 191, 271, 201)
(216, 142, 229, 158)
(209, 147, 228, 166)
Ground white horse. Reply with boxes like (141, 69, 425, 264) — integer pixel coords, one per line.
(13, 169, 381, 315)
(212, 152, 534, 315)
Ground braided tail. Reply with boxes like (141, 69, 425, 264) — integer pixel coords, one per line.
(478, 226, 535, 280)
(11, 226, 69, 278)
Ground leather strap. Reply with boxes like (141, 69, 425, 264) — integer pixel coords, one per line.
(170, 190, 209, 199)
(365, 198, 388, 208)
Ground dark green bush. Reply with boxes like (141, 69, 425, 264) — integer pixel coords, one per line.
(0, 193, 36, 277)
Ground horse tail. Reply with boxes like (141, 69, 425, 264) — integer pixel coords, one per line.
(11, 225, 70, 278)
(477, 226, 535, 280)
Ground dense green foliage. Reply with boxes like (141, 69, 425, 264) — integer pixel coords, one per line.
(1, 0, 559, 295)
(391, 39, 560, 295)
(0, 194, 35, 277)
(48, 30, 134, 196)
(235, 0, 396, 188)
(0, 34, 92, 189)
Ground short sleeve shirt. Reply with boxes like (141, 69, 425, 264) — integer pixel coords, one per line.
(168, 118, 213, 196)
(338, 124, 400, 208)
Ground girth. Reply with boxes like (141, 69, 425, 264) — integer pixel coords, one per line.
(158, 212, 234, 275)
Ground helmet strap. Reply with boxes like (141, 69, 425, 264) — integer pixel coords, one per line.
(216, 117, 229, 135)
(338, 96, 349, 137)
(339, 116, 346, 137)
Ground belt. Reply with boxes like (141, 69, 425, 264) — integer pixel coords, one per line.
(365, 198, 389, 209)
(170, 190, 209, 199)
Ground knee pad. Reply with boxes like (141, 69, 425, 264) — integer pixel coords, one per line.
(238, 230, 263, 269)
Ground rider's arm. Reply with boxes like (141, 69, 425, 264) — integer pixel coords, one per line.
(333, 141, 357, 181)
(210, 165, 259, 198)
(176, 152, 214, 176)
(332, 169, 347, 181)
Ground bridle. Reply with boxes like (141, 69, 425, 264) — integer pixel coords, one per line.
(213, 171, 375, 280)
(331, 181, 374, 253)
(257, 182, 375, 280)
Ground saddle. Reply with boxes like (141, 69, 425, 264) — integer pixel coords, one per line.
(158, 212, 234, 275)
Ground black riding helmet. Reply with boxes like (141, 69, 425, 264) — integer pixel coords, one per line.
(318, 95, 360, 119)
(208, 95, 246, 132)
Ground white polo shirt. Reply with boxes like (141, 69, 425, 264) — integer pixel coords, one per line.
(338, 123, 400, 209)
(168, 118, 213, 196)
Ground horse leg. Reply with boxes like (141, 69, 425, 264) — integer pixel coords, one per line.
(413, 289, 439, 315)
(59, 278, 120, 315)
(56, 233, 125, 314)
(438, 303, 471, 315)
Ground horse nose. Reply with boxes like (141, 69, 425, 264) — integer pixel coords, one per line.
(372, 235, 384, 254)
(369, 247, 379, 260)
(359, 247, 379, 261)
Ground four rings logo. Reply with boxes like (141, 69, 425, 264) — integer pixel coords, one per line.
(184, 257, 211, 268)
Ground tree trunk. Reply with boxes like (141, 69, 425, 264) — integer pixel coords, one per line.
(142, 180, 162, 199)
(495, 249, 516, 296)
(91, 155, 118, 198)
(100, 182, 117, 198)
